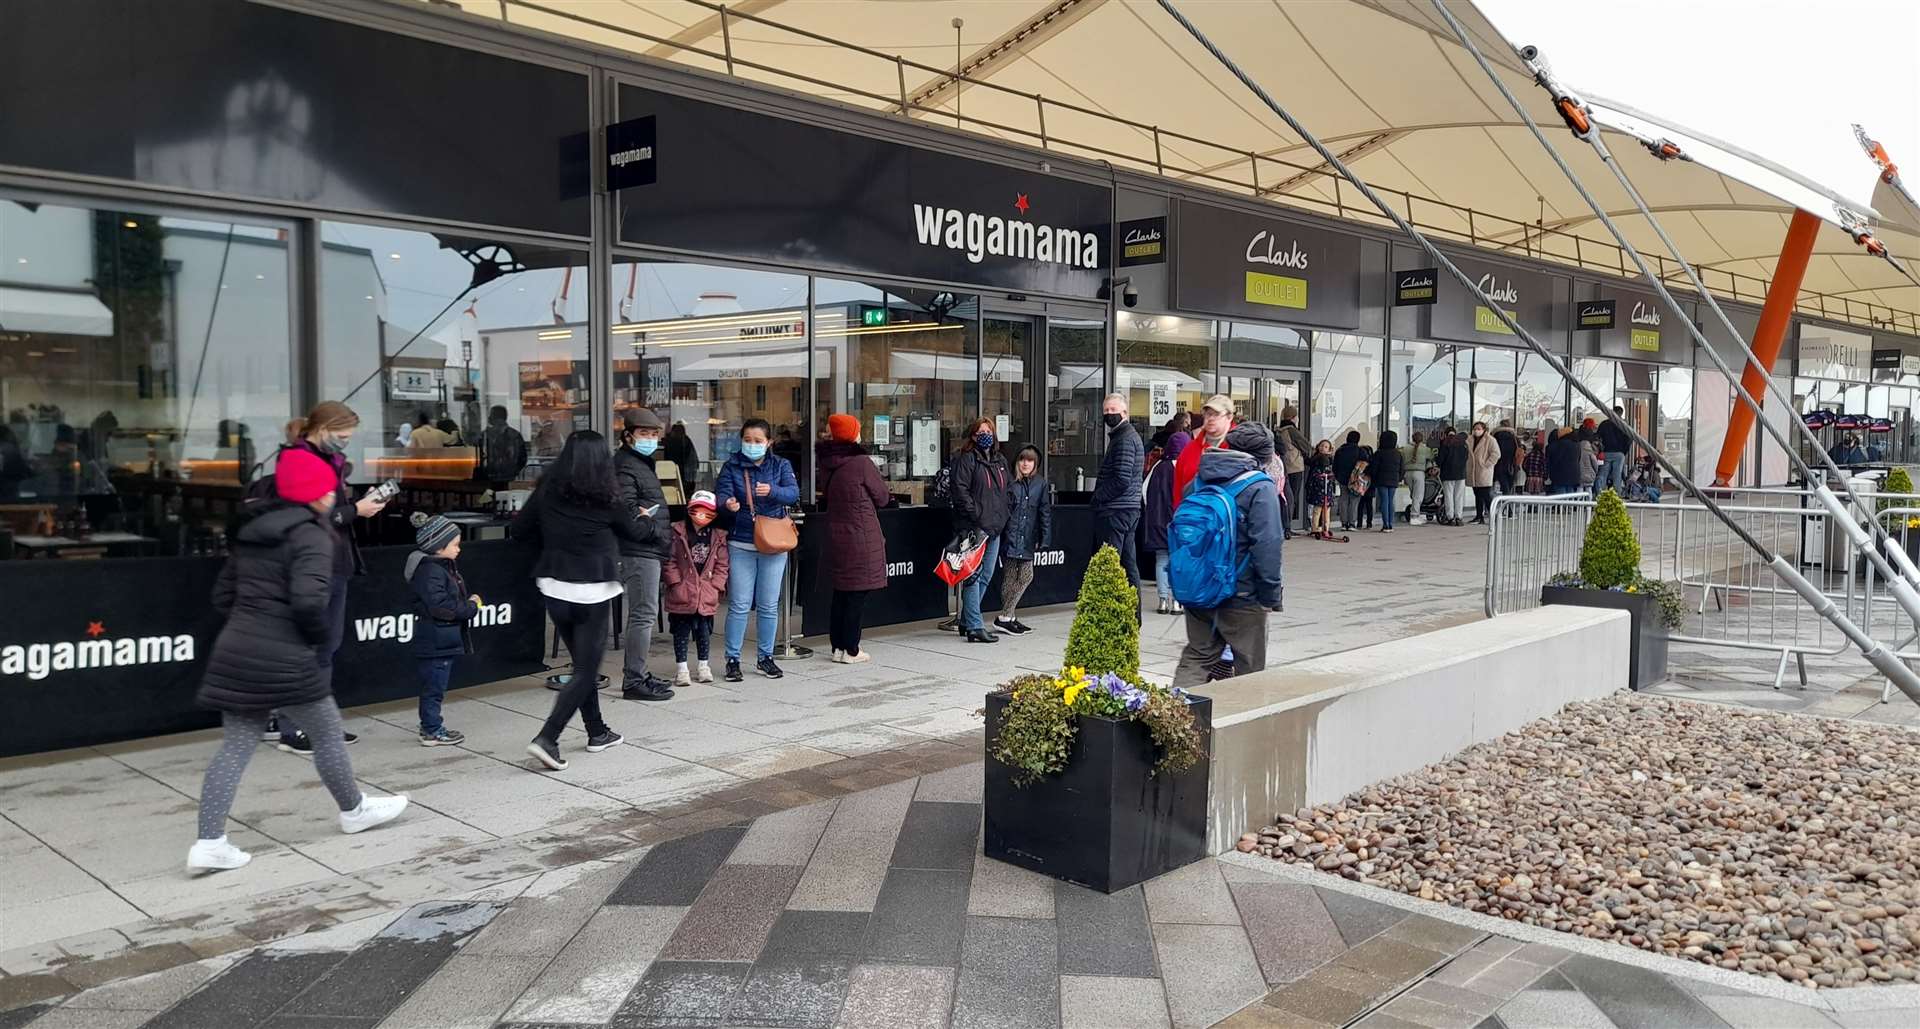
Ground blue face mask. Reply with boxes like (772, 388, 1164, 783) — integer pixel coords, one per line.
(975, 432, 996, 451)
(741, 442, 769, 461)
(633, 438, 659, 456)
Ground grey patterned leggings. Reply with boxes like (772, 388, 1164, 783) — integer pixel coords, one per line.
(1000, 558, 1036, 616)
(197, 699, 363, 840)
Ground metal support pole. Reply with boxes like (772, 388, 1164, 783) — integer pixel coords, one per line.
(774, 510, 813, 660)
(720, 7, 735, 75)
(1713, 209, 1820, 486)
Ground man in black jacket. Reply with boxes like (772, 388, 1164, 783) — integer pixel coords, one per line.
(615, 408, 672, 700)
(1597, 406, 1632, 496)
(1092, 393, 1146, 591)
(1332, 430, 1364, 529)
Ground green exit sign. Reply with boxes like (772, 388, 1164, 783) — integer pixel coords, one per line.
(860, 307, 889, 327)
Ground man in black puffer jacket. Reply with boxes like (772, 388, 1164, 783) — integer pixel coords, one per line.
(1092, 392, 1146, 590)
(615, 408, 671, 699)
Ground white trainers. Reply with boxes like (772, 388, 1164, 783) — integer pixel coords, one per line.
(843, 650, 872, 664)
(187, 836, 252, 872)
(830, 649, 846, 664)
(339, 794, 409, 835)
(674, 661, 691, 687)
(694, 660, 713, 683)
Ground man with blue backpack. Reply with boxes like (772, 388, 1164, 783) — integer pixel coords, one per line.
(1167, 421, 1284, 688)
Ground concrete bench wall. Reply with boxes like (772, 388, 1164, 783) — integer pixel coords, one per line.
(1205, 606, 1630, 853)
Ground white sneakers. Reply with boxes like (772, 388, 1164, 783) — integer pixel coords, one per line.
(695, 660, 713, 683)
(339, 794, 410, 835)
(187, 836, 252, 872)
(830, 649, 874, 664)
(674, 662, 692, 687)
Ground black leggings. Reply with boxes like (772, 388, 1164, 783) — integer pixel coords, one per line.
(1472, 485, 1495, 520)
(540, 595, 613, 743)
(830, 589, 870, 656)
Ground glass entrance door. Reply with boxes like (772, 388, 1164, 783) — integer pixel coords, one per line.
(1222, 368, 1306, 434)
(982, 315, 1037, 465)
(1619, 391, 1655, 464)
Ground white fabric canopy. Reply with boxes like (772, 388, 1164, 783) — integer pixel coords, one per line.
(444, 0, 1918, 327)
(0, 286, 114, 337)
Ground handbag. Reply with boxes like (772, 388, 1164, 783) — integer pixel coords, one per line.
(744, 468, 797, 554)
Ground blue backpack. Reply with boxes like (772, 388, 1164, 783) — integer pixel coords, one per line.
(1167, 470, 1269, 610)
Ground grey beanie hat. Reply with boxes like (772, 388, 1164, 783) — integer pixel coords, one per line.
(1225, 420, 1275, 464)
(411, 510, 460, 554)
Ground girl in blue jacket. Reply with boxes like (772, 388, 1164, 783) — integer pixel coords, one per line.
(714, 418, 800, 681)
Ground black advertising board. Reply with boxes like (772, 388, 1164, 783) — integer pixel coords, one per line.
(605, 115, 658, 191)
(1117, 217, 1168, 267)
(1171, 199, 1363, 329)
(1584, 287, 1689, 364)
(0, 541, 545, 756)
(1425, 252, 1562, 345)
(1575, 299, 1616, 330)
(1873, 348, 1902, 370)
(616, 85, 1110, 298)
(1395, 268, 1438, 306)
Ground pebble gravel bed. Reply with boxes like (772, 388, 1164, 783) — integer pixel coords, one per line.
(1241, 693, 1920, 988)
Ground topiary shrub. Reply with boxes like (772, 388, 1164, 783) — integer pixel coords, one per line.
(1579, 489, 1641, 589)
(1882, 467, 1914, 517)
(1062, 544, 1140, 681)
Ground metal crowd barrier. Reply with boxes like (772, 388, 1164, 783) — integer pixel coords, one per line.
(1484, 491, 1915, 690)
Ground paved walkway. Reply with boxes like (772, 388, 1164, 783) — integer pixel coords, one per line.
(10, 760, 1919, 1029)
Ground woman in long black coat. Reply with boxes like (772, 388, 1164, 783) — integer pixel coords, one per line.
(188, 449, 408, 874)
(818, 414, 891, 663)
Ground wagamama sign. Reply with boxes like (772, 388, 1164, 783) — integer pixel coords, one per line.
(913, 193, 1099, 269)
(2, 622, 195, 682)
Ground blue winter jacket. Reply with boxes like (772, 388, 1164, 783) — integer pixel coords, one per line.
(1001, 475, 1054, 560)
(1191, 448, 1283, 610)
(714, 450, 800, 547)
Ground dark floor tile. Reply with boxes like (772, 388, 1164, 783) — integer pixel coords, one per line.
(760, 910, 871, 962)
(260, 1016, 383, 1029)
(607, 827, 747, 906)
(1529, 969, 1576, 991)
(862, 867, 971, 966)
(611, 960, 752, 1027)
(1555, 954, 1733, 1029)
(0, 1004, 50, 1029)
(953, 916, 1060, 1029)
(1336, 937, 1449, 983)
(889, 801, 983, 871)
(661, 864, 803, 963)
(287, 936, 464, 1019)
(145, 951, 347, 1029)
(1261, 980, 1376, 1026)
(0, 976, 69, 1012)
(1475, 1017, 1508, 1029)
(725, 959, 854, 1028)
(1054, 883, 1157, 977)
(1315, 886, 1407, 947)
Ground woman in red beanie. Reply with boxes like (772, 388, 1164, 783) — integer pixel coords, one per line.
(816, 412, 890, 662)
(188, 448, 408, 872)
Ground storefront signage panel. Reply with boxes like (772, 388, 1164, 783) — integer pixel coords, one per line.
(615, 86, 1109, 298)
(1395, 268, 1438, 306)
(1579, 287, 1689, 365)
(1575, 300, 1616, 330)
(0, 542, 545, 757)
(1425, 253, 1561, 346)
(1117, 217, 1168, 267)
(1170, 199, 1363, 329)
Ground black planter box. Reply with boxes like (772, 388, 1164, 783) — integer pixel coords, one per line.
(982, 691, 1212, 894)
(1540, 585, 1669, 690)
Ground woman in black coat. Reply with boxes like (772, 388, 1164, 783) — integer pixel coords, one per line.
(949, 418, 1014, 643)
(817, 414, 891, 663)
(188, 449, 408, 874)
(512, 430, 653, 771)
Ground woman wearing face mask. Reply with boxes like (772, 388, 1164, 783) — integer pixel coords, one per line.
(188, 448, 409, 872)
(267, 402, 388, 755)
(613, 408, 671, 701)
(997, 444, 1054, 634)
(1466, 421, 1499, 525)
(817, 413, 891, 663)
(716, 418, 800, 680)
(949, 417, 1014, 643)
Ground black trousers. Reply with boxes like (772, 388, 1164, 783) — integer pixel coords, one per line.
(540, 595, 612, 743)
(1097, 508, 1142, 586)
(830, 589, 871, 656)
(1472, 485, 1495, 521)
(1494, 466, 1517, 496)
(1287, 471, 1307, 529)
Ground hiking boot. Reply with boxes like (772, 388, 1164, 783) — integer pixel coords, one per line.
(695, 660, 713, 683)
(340, 795, 409, 834)
(724, 658, 744, 682)
(585, 729, 624, 752)
(756, 656, 784, 679)
(187, 836, 252, 873)
(526, 737, 568, 771)
(419, 728, 465, 747)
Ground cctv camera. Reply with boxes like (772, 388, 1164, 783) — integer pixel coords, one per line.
(1121, 282, 1140, 308)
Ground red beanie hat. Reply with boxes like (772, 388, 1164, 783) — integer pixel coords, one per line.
(275, 448, 337, 504)
(828, 413, 860, 442)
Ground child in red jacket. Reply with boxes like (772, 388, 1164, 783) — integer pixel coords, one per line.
(662, 490, 730, 686)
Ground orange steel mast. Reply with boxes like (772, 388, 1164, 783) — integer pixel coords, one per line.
(1712, 208, 1821, 487)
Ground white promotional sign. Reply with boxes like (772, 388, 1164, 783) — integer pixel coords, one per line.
(1149, 381, 1175, 421)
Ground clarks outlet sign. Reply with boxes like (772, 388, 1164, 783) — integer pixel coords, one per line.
(615, 85, 1109, 298)
(1581, 286, 1689, 364)
(1172, 199, 1363, 329)
(1425, 253, 1562, 345)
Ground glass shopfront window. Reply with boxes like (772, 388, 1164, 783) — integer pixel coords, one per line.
(1047, 317, 1105, 492)
(1388, 340, 1454, 440)
(1313, 333, 1383, 443)
(1457, 347, 1516, 429)
(318, 222, 588, 518)
(983, 315, 1035, 463)
(1516, 349, 1566, 432)
(813, 279, 977, 505)
(1570, 358, 1616, 428)
(1657, 366, 1693, 479)
(1117, 311, 1215, 434)
(1, 196, 292, 559)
